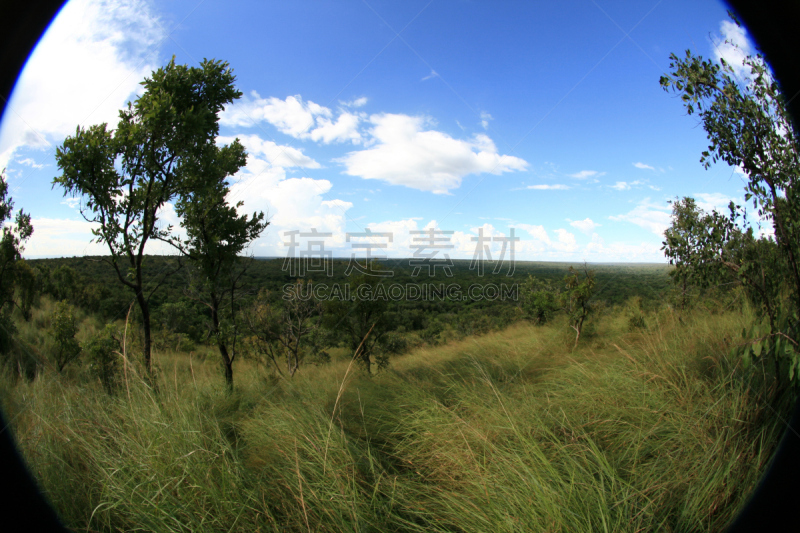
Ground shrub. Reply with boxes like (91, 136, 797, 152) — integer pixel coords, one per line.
(83, 324, 121, 393)
(51, 300, 81, 373)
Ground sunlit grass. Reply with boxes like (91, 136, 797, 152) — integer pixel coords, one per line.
(0, 302, 792, 532)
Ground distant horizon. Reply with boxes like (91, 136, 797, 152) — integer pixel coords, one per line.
(23, 254, 671, 267)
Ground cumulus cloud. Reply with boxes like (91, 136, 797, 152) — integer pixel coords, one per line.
(609, 199, 672, 236)
(228, 175, 353, 255)
(568, 170, 605, 179)
(220, 93, 364, 144)
(633, 162, 655, 170)
(0, 0, 165, 169)
(611, 181, 631, 190)
(219, 134, 320, 169)
(22, 218, 103, 257)
(338, 114, 527, 194)
(527, 184, 569, 190)
(570, 218, 600, 234)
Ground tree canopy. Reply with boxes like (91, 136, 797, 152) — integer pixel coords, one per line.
(53, 57, 246, 374)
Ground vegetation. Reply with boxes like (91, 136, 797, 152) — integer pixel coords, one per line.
(2, 33, 799, 529)
(53, 57, 247, 377)
(0, 169, 33, 356)
(660, 14, 799, 388)
(0, 298, 791, 532)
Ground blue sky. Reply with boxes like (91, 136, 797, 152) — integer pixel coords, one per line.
(0, 0, 761, 262)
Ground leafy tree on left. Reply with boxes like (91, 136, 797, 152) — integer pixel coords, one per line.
(0, 169, 33, 356)
(53, 58, 244, 376)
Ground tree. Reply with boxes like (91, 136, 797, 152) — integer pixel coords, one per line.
(245, 284, 326, 377)
(50, 300, 81, 373)
(324, 266, 391, 373)
(53, 58, 244, 375)
(84, 324, 122, 394)
(661, 15, 799, 383)
(0, 169, 33, 355)
(561, 265, 596, 349)
(519, 275, 560, 324)
(177, 172, 267, 389)
(663, 197, 746, 308)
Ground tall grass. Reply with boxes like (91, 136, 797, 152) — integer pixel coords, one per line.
(0, 303, 792, 532)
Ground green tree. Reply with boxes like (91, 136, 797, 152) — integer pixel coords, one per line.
(661, 16, 799, 383)
(245, 284, 325, 377)
(53, 58, 243, 375)
(561, 265, 596, 349)
(520, 275, 560, 324)
(0, 169, 33, 355)
(178, 174, 267, 389)
(84, 324, 121, 393)
(51, 300, 81, 373)
(324, 265, 390, 373)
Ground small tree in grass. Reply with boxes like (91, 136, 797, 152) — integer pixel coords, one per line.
(520, 275, 560, 325)
(84, 324, 121, 393)
(51, 300, 81, 373)
(245, 284, 326, 377)
(562, 265, 596, 349)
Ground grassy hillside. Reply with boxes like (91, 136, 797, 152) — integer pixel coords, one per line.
(0, 299, 792, 532)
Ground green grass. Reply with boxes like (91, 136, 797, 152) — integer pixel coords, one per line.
(0, 303, 793, 532)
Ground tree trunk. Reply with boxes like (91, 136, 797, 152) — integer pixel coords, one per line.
(136, 289, 152, 375)
(210, 298, 234, 390)
(219, 342, 234, 390)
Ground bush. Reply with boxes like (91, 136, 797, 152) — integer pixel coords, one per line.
(51, 300, 81, 373)
(83, 324, 122, 393)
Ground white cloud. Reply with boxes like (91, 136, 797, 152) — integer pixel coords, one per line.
(568, 170, 605, 179)
(0, 0, 164, 167)
(570, 218, 600, 234)
(220, 93, 364, 144)
(219, 134, 319, 169)
(229, 176, 353, 255)
(712, 20, 754, 79)
(342, 97, 368, 108)
(517, 223, 551, 245)
(527, 184, 569, 190)
(611, 181, 630, 190)
(17, 158, 44, 169)
(693, 192, 738, 213)
(22, 218, 103, 257)
(633, 162, 655, 170)
(338, 114, 527, 194)
(480, 111, 493, 130)
(609, 199, 671, 236)
(554, 228, 577, 249)
(310, 112, 363, 144)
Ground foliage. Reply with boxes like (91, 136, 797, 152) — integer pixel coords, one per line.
(50, 300, 81, 373)
(324, 265, 391, 373)
(561, 265, 596, 348)
(0, 169, 33, 356)
(519, 275, 560, 324)
(83, 324, 121, 393)
(245, 284, 325, 377)
(53, 57, 244, 374)
(625, 296, 647, 330)
(176, 148, 267, 389)
(661, 16, 800, 385)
